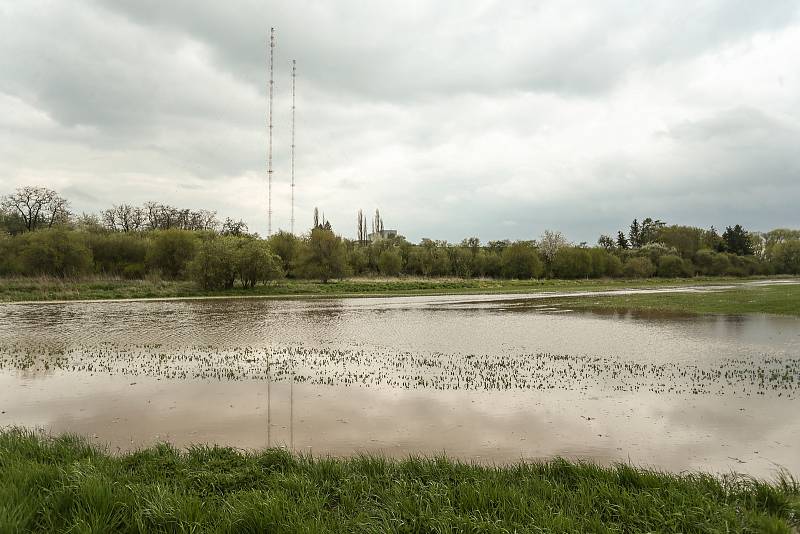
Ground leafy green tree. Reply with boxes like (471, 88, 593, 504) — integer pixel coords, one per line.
(295, 228, 349, 282)
(762, 229, 800, 261)
(501, 243, 543, 279)
(694, 249, 716, 275)
(461, 237, 480, 255)
(486, 240, 510, 253)
(267, 231, 299, 276)
(771, 240, 800, 274)
(588, 247, 616, 278)
(656, 226, 707, 259)
(237, 239, 282, 287)
(147, 229, 198, 278)
(606, 255, 623, 277)
(18, 229, 93, 277)
(346, 245, 369, 275)
(623, 257, 656, 278)
(405, 247, 426, 276)
(429, 247, 451, 276)
(377, 249, 403, 276)
(450, 247, 474, 278)
(477, 250, 502, 278)
(597, 235, 615, 251)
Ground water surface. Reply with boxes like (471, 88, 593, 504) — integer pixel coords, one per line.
(1, 289, 798, 477)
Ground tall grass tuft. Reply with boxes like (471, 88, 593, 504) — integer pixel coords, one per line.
(0, 428, 797, 532)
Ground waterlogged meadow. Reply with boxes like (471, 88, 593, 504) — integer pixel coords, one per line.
(1, 287, 799, 477)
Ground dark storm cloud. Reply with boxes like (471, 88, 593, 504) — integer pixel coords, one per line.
(1, 1, 799, 241)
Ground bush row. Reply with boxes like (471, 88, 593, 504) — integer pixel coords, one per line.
(2, 228, 798, 286)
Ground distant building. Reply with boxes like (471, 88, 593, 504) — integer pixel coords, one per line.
(368, 229, 397, 242)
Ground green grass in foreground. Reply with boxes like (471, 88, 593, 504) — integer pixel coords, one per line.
(548, 282, 800, 317)
(0, 275, 778, 303)
(0, 430, 797, 533)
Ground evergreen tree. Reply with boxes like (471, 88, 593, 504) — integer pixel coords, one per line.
(722, 225, 753, 256)
(629, 219, 641, 248)
(616, 231, 630, 249)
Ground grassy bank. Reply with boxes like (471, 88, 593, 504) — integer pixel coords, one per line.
(0, 275, 779, 303)
(545, 282, 800, 317)
(1, 430, 797, 533)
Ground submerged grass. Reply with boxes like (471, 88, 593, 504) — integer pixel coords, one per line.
(0, 275, 784, 303)
(549, 282, 800, 317)
(0, 429, 798, 533)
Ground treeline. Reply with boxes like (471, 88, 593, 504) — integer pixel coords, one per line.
(1, 186, 799, 288)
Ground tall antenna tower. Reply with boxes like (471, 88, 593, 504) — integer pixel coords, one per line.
(290, 59, 296, 235)
(267, 27, 275, 236)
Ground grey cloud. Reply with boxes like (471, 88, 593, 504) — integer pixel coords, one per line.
(93, 0, 800, 99)
(1, 1, 799, 242)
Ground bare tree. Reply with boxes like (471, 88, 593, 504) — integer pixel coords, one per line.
(0, 186, 71, 231)
(102, 204, 146, 232)
(194, 209, 218, 231)
(221, 217, 249, 236)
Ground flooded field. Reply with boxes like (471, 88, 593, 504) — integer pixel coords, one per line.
(1, 288, 798, 478)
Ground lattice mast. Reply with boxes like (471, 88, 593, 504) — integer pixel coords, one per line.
(267, 27, 275, 236)
(290, 59, 296, 235)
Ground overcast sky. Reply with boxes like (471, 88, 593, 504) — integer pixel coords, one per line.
(2, 1, 799, 243)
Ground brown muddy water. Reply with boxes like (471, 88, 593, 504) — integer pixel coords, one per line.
(1, 288, 798, 478)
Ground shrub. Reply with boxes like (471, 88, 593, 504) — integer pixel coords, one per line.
(709, 253, 732, 276)
(18, 229, 93, 277)
(237, 239, 282, 287)
(347, 247, 369, 276)
(476, 250, 502, 278)
(267, 231, 299, 276)
(294, 228, 349, 283)
(552, 247, 592, 279)
(88, 233, 148, 276)
(657, 255, 692, 278)
(636, 243, 676, 266)
(147, 230, 198, 279)
(501, 243, 543, 279)
(623, 257, 655, 278)
(377, 249, 403, 277)
(122, 263, 146, 279)
(449, 247, 474, 278)
(188, 237, 238, 290)
(0, 235, 21, 275)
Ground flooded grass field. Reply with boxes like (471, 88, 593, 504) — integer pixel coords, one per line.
(1, 286, 799, 478)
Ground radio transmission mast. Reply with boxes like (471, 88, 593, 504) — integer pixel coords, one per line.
(290, 59, 296, 235)
(267, 27, 275, 236)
